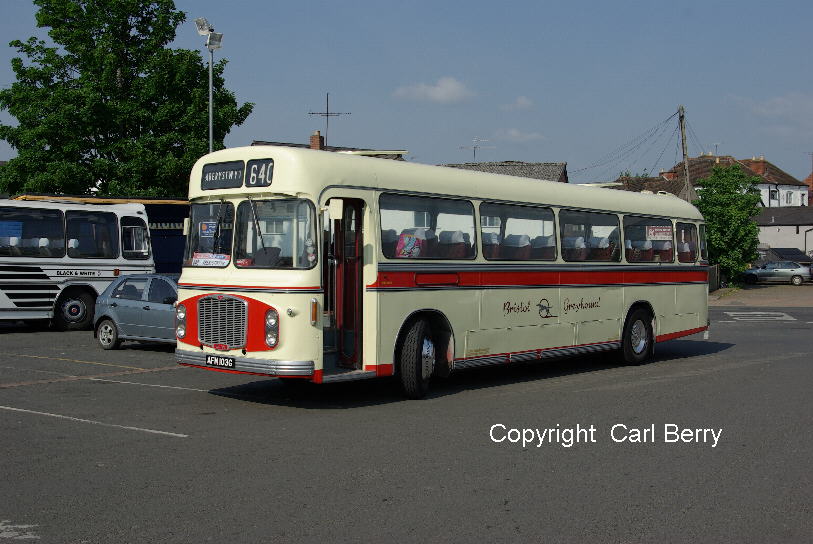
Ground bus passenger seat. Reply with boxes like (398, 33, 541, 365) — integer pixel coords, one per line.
(67, 238, 80, 258)
(562, 236, 587, 261)
(9, 236, 22, 257)
(38, 238, 51, 257)
(678, 242, 694, 262)
(254, 246, 281, 266)
(500, 234, 531, 260)
(438, 230, 467, 258)
(395, 228, 436, 258)
(587, 236, 613, 260)
(381, 229, 398, 258)
(482, 232, 500, 259)
(653, 240, 673, 261)
(531, 235, 555, 259)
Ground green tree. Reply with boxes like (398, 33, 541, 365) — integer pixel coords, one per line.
(693, 164, 761, 282)
(0, 0, 253, 197)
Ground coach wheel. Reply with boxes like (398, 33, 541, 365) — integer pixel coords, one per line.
(790, 275, 803, 286)
(399, 319, 435, 399)
(54, 291, 95, 331)
(96, 318, 121, 350)
(622, 308, 654, 365)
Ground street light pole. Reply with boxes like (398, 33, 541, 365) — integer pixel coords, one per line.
(195, 17, 223, 154)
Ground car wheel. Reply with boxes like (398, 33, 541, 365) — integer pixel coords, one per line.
(791, 275, 803, 286)
(96, 318, 121, 350)
(399, 319, 434, 399)
(54, 291, 95, 331)
(744, 274, 757, 284)
(622, 308, 654, 365)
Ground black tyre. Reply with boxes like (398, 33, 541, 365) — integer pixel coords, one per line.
(622, 308, 654, 365)
(54, 291, 95, 331)
(744, 274, 757, 284)
(96, 318, 121, 350)
(791, 275, 803, 286)
(399, 319, 434, 399)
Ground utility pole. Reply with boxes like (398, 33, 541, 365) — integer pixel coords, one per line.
(678, 105, 691, 198)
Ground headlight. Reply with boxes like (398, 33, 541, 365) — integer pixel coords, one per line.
(176, 304, 186, 320)
(265, 308, 279, 348)
(176, 324, 186, 338)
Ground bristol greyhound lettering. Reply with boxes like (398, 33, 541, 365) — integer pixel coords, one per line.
(502, 298, 557, 319)
(562, 296, 601, 314)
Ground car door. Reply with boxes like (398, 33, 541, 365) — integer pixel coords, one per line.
(142, 277, 178, 341)
(110, 278, 149, 337)
(761, 262, 780, 282)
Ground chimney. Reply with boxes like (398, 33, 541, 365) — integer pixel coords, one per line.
(759, 154, 765, 161)
(310, 130, 324, 150)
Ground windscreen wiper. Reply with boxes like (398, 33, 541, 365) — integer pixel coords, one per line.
(246, 195, 267, 251)
(212, 199, 227, 254)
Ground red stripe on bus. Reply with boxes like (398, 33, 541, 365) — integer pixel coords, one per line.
(656, 326, 708, 342)
(369, 268, 708, 289)
(179, 283, 321, 290)
(365, 363, 394, 377)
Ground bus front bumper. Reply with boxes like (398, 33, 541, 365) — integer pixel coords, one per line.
(176, 349, 315, 377)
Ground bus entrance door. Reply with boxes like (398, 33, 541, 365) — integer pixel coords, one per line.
(324, 198, 364, 370)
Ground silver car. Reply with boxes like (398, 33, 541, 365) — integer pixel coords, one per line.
(744, 261, 812, 286)
(93, 274, 179, 349)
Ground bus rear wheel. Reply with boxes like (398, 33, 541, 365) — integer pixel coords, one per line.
(622, 308, 654, 365)
(399, 319, 434, 399)
(54, 291, 95, 331)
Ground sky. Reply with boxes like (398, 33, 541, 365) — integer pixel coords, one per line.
(1, 0, 813, 183)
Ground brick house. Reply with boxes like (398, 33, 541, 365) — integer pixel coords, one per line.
(252, 130, 407, 160)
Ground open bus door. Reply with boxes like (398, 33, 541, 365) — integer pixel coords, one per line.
(323, 198, 363, 370)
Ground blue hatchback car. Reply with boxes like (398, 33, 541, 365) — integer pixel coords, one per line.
(93, 274, 179, 349)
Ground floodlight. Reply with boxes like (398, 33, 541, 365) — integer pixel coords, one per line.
(207, 32, 223, 51)
(195, 17, 212, 35)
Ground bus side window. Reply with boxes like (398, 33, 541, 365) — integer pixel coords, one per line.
(623, 216, 673, 263)
(479, 202, 555, 261)
(676, 223, 698, 263)
(560, 210, 619, 262)
(380, 194, 474, 260)
(121, 217, 150, 260)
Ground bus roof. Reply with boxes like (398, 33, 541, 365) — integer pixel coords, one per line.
(189, 145, 704, 221)
(13, 194, 187, 206)
(1, 198, 148, 215)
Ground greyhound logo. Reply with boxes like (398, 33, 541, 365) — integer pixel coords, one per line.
(537, 298, 556, 319)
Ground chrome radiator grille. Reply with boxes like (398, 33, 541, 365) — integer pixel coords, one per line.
(198, 295, 247, 349)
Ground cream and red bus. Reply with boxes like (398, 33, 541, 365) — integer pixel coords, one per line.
(175, 145, 708, 398)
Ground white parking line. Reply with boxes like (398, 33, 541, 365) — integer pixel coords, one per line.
(87, 378, 209, 392)
(0, 405, 188, 438)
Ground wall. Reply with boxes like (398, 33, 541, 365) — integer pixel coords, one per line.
(758, 184, 808, 207)
(758, 224, 813, 256)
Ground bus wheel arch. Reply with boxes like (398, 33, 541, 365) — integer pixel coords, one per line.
(54, 286, 97, 331)
(394, 310, 455, 397)
(621, 302, 655, 365)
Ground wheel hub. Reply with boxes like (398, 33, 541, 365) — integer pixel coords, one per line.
(421, 337, 436, 380)
(630, 320, 648, 355)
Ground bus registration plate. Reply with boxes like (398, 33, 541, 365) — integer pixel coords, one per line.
(205, 355, 235, 369)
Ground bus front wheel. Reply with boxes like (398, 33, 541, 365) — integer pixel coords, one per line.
(622, 308, 654, 365)
(399, 319, 434, 399)
(54, 291, 95, 331)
